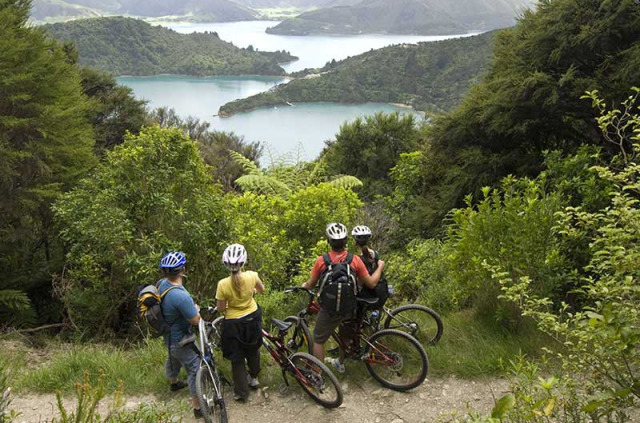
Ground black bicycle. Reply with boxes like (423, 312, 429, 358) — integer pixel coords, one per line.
(284, 287, 444, 348)
(284, 288, 429, 391)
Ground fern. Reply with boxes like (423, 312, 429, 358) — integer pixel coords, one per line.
(235, 175, 292, 196)
(228, 150, 261, 176)
(327, 175, 363, 190)
(0, 290, 36, 328)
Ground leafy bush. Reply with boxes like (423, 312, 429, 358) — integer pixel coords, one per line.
(0, 357, 17, 423)
(54, 126, 229, 336)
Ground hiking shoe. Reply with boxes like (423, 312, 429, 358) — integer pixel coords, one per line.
(170, 380, 188, 392)
(234, 393, 247, 402)
(193, 408, 203, 419)
(325, 357, 345, 374)
(247, 375, 260, 389)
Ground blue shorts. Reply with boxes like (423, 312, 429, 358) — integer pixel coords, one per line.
(165, 344, 200, 396)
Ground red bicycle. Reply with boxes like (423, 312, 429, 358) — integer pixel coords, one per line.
(284, 287, 429, 392)
(212, 314, 343, 408)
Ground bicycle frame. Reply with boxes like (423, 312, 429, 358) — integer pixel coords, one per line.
(286, 287, 399, 367)
(261, 327, 318, 391)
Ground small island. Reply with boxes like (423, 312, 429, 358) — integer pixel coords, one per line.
(44, 17, 298, 76)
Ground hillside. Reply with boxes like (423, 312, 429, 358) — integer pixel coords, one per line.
(219, 31, 494, 116)
(266, 0, 535, 35)
(44, 17, 297, 76)
(31, 0, 258, 22)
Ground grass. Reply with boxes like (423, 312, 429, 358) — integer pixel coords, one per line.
(6, 308, 553, 396)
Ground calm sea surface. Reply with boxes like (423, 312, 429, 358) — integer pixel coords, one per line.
(118, 21, 472, 159)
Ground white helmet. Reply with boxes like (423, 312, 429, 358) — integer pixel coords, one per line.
(351, 225, 372, 237)
(222, 244, 247, 271)
(325, 222, 348, 240)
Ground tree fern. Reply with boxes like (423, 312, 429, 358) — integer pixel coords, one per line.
(0, 290, 36, 328)
(327, 175, 363, 190)
(235, 175, 292, 196)
(229, 150, 261, 176)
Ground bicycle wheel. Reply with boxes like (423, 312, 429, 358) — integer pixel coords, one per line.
(383, 304, 444, 346)
(195, 365, 228, 423)
(289, 352, 343, 408)
(364, 329, 428, 392)
(283, 316, 313, 355)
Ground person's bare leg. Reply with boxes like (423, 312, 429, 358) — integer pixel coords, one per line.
(192, 396, 199, 409)
(313, 342, 325, 361)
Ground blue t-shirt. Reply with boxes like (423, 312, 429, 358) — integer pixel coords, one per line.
(157, 279, 198, 346)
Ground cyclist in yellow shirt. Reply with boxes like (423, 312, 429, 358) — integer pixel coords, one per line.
(216, 244, 265, 402)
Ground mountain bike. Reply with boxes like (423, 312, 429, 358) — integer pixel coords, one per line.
(284, 288, 429, 391)
(193, 307, 227, 423)
(211, 312, 343, 408)
(285, 286, 443, 347)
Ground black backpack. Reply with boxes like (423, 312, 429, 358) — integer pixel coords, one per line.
(137, 281, 177, 338)
(317, 253, 358, 317)
(358, 250, 389, 307)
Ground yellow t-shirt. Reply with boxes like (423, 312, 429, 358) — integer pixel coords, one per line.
(215, 271, 259, 319)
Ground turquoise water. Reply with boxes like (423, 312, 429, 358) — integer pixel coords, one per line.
(117, 21, 453, 159)
(159, 20, 480, 72)
(118, 75, 419, 159)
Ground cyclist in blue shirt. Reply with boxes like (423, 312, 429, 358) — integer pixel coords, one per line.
(157, 251, 203, 419)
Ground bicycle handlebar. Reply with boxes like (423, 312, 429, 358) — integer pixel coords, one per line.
(284, 286, 316, 297)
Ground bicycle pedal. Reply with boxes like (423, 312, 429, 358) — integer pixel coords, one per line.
(278, 383, 289, 395)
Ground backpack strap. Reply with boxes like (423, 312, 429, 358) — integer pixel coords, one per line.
(322, 253, 332, 268)
(345, 253, 353, 264)
(317, 254, 334, 298)
(160, 285, 178, 299)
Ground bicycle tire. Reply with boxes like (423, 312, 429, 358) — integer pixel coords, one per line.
(289, 352, 343, 408)
(195, 365, 228, 423)
(363, 329, 428, 392)
(284, 316, 313, 355)
(383, 304, 444, 345)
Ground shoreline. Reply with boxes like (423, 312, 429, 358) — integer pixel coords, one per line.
(218, 100, 424, 118)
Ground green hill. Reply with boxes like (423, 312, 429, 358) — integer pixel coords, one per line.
(219, 31, 494, 116)
(266, 0, 535, 35)
(31, 0, 258, 22)
(44, 17, 297, 76)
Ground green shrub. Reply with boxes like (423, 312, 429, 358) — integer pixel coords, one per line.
(54, 126, 230, 337)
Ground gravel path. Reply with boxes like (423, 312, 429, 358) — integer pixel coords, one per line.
(11, 376, 508, 423)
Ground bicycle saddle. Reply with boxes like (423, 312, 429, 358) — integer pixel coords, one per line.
(272, 318, 293, 332)
(357, 297, 379, 306)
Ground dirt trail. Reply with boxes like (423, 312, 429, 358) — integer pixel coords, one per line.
(11, 376, 508, 423)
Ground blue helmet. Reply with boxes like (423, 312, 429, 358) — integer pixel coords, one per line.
(159, 251, 186, 274)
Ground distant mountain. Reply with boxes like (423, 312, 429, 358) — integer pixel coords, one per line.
(229, 0, 360, 8)
(31, 0, 258, 22)
(266, 0, 535, 35)
(44, 17, 297, 76)
(219, 31, 495, 116)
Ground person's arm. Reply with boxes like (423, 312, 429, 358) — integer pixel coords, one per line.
(217, 299, 227, 314)
(254, 276, 265, 294)
(302, 257, 322, 290)
(302, 274, 320, 290)
(359, 260, 385, 289)
(178, 295, 201, 326)
(215, 281, 227, 315)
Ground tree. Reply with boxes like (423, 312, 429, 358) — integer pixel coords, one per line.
(80, 67, 148, 152)
(322, 112, 422, 199)
(54, 126, 228, 336)
(410, 0, 640, 236)
(0, 0, 96, 326)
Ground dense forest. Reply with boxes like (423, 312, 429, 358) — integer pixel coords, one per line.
(266, 0, 534, 35)
(44, 17, 297, 76)
(31, 0, 258, 22)
(2, 0, 640, 421)
(219, 31, 494, 116)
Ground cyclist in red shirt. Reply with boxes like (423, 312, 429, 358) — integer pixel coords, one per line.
(302, 222, 385, 372)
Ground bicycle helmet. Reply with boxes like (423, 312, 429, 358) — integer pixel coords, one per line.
(159, 251, 186, 275)
(326, 222, 348, 249)
(352, 225, 372, 246)
(222, 244, 247, 272)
